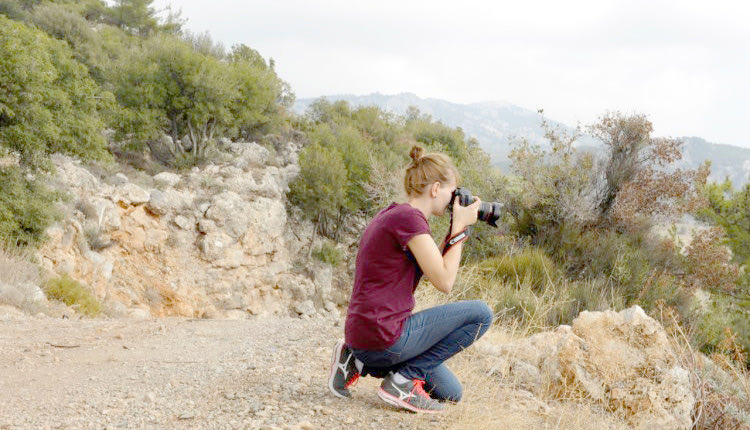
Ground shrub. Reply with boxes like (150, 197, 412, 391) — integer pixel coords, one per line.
(478, 248, 560, 292)
(44, 274, 101, 317)
(0, 167, 62, 247)
(313, 240, 344, 266)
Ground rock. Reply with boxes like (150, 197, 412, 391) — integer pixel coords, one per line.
(118, 183, 150, 205)
(153, 172, 181, 188)
(173, 215, 194, 231)
(111, 173, 129, 186)
(485, 306, 694, 429)
(294, 300, 316, 317)
(128, 308, 151, 319)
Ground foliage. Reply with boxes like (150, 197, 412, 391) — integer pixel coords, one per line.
(313, 240, 344, 266)
(109, 35, 288, 162)
(291, 99, 505, 250)
(698, 180, 750, 269)
(30, 2, 107, 80)
(104, 0, 159, 36)
(478, 248, 560, 292)
(0, 15, 112, 171)
(507, 112, 709, 244)
(44, 273, 102, 316)
(0, 167, 62, 247)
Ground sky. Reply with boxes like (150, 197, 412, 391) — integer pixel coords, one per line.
(154, 0, 750, 148)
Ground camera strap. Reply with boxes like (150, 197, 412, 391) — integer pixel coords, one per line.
(442, 227, 470, 255)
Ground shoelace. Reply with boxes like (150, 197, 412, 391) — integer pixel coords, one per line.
(409, 379, 429, 398)
(344, 372, 360, 389)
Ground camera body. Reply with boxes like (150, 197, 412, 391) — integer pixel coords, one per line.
(450, 187, 503, 227)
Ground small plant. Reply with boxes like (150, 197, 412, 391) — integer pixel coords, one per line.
(479, 248, 560, 292)
(83, 222, 112, 251)
(44, 274, 101, 316)
(313, 241, 344, 266)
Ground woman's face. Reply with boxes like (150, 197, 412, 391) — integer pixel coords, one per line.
(432, 175, 457, 216)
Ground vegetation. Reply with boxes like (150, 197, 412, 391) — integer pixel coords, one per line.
(0, 0, 290, 246)
(44, 273, 102, 316)
(0, 0, 747, 395)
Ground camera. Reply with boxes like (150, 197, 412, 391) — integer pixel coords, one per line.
(450, 187, 503, 227)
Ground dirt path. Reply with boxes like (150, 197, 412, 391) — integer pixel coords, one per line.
(0, 313, 454, 429)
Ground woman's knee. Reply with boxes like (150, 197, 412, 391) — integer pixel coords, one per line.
(468, 300, 493, 326)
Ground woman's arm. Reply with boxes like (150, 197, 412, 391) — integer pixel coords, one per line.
(408, 198, 480, 294)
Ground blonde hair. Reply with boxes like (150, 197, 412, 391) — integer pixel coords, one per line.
(404, 145, 459, 197)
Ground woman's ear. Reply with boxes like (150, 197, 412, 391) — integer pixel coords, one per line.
(430, 181, 440, 198)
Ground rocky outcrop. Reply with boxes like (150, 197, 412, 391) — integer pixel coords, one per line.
(38, 141, 346, 319)
(481, 306, 694, 429)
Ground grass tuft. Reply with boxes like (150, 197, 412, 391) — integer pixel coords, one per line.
(44, 274, 101, 317)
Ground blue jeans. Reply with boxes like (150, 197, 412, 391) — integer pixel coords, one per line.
(351, 300, 493, 402)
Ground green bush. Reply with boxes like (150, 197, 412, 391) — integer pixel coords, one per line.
(44, 274, 101, 317)
(0, 167, 61, 247)
(313, 241, 344, 266)
(0, 15, 112, 171)
(478, 248, 560, 292)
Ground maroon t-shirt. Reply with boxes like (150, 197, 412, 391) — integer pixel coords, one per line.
(344, 203, 431, 350)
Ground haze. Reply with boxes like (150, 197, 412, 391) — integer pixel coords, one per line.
(154, 0, 750, 148)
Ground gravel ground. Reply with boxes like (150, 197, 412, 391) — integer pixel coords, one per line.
(0, 312, 455, 430)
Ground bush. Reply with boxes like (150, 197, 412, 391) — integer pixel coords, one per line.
(478, 248, 560, 292)
(44, 274, 101, 317)
(0, 167, 62, 247)
(313, 240, 344, 266)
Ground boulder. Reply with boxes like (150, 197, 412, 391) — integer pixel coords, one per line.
(153, 172, 181, 188)
(484, 306, 694, 429)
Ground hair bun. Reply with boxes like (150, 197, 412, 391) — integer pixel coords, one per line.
(409, 145, 425, 162)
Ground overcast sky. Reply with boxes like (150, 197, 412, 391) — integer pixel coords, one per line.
(154, 0, 750, 148)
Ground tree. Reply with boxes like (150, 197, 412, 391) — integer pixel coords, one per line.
(106, 0, 159, 36)
(110, 36, 287, 161)
(289, 144, 349, 237)
(0, 16, 111, 171)
(508, 112, 709, 243)
(590, 113, 709, 230)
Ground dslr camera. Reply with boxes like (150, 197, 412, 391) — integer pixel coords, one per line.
(449, 187, 503, 227)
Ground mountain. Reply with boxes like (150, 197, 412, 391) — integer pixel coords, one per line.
(294, 93, 750, 186)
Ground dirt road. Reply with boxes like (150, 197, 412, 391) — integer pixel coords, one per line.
(0, 312, 452, 429)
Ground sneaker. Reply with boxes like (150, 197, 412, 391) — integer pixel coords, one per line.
(377, 373, 445, 413)
(328, 340, 360, 398)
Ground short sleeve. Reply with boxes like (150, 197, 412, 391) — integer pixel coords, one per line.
(391, 208, 430, 249)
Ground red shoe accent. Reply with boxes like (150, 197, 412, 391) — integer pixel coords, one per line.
(344, 372, 360, 389)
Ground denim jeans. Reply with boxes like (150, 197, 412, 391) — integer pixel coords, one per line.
(351, 300, 493, 402)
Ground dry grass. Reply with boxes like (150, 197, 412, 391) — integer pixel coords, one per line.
(412, 262, 750, 428)
(654, 303, 750, 429)
(412, 267, 633, 429)
(0, 242, 39, 287)
(0, 242, 44, 312)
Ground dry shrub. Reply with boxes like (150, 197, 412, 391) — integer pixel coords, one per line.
(653, 301, 750, 429)
(683, 227, 741, 293)
(0, 243, 38, 286)
(44, 274, 101, 317)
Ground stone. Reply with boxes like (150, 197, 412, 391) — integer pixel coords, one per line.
(294, 300, 316, 317)
(118, 183, 150, 205)
(484, 306, 694, 429)
(153, 172, 181, 188)
(111, 173, 129, 186)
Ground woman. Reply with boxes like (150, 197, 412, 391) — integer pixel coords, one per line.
(327, 145, 494, 413)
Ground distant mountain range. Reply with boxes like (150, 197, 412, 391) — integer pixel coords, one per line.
(294, 93, 750, 187)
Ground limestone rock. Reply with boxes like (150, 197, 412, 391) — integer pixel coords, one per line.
(153, 172, 181, 188)
(484, 306, 694, 429)
(117, 183, 150, 205)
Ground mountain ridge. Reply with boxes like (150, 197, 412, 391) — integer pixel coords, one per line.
(294, 93, 750, 186)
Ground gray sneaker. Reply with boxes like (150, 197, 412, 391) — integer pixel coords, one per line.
(377, 373, 445, 413)
(328, 340, 359, 398)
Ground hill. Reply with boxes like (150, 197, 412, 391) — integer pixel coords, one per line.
(295, 93, 750, 186)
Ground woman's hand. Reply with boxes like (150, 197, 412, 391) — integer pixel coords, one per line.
(451, 196, 481, 235)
